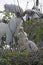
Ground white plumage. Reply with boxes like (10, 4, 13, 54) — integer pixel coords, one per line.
(0, 15, 23, 45)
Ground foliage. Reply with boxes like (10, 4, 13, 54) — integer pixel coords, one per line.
(0, 51, 30, 65)
(0, 50, 43, 65)
(25, 19, 43, 47)
(0, 51, 41, 65)
(0, 10, 15, 23)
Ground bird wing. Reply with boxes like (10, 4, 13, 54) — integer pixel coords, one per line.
(4, 4, 23, 15)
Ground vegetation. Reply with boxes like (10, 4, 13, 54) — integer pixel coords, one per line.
(0, 10, 15, 23)
(25, 19, 43, 47)
(0, 51, 43, 65)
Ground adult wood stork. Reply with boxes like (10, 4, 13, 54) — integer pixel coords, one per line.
(0, 4, 24, 45)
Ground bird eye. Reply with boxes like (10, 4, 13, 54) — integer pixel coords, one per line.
(29, 44, 31, 49)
